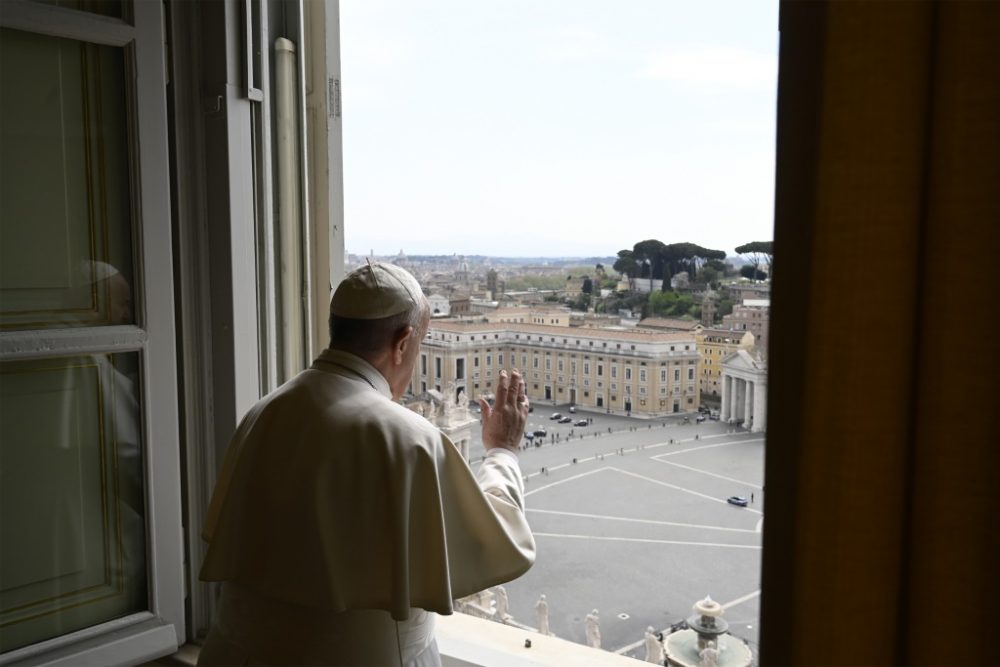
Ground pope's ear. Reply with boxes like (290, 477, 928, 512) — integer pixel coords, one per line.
(392, 325, 415, 364)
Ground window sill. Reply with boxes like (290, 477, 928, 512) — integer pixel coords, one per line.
(437, 613, 645, 666)
(6, 617, 178, 667)
(144, 614, 646, 667)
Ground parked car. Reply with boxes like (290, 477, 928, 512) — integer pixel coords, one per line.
(549, 412, 562, 420)
(558, 416, 573, 424)
(727, 496, 749, 507)
(696, 414, 706, 423)
(523, 431, 534, 441)
(533, 428, 548, 438)
(574, 419, 588, 427)
(568, 406, 576, 413)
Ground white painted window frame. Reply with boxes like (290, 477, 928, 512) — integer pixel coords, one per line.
(0, 2, 184, 665)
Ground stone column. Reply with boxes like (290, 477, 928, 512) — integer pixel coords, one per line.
(734, 379, 744, 422)
(752, 381, 767, 432)
(721, 374, 731, 421)
(744, 380, 754, 430)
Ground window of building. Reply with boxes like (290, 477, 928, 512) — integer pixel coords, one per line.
(640, 369, 647, 383)
(456, 358, 465, 380)
(597, 364, 603, 376)
(625, 367, 632, 380)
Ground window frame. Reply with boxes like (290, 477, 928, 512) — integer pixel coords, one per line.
(0, 2, 185, 664)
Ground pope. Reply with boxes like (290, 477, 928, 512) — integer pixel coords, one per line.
(197, 262, 535, 666)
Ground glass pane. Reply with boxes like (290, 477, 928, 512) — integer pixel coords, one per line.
(0, 352, 147, 653)
(27, 0, 125, 20)
(0, 29, 135, 330)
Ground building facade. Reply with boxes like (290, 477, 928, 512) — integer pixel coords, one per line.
(722, 302, 770, 350)
(719, 348, 767, 432)
(695, 329, 755, 396)
(410, 321, 701, 416)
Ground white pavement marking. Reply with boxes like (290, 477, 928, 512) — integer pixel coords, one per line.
(722, 590, 761, 610)
(533, 532, 761, 549)
(527, 508, 759, 534)
(653, 438, 765, 458)
(608, 467, 763, 516)
(755, 517, 764, 533)
(651, 458, 762, 489)
(524, 467, 613, 497)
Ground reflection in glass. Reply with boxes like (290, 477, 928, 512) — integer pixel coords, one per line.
(0, 29, 134, 330)
(0, 353, 147, 652)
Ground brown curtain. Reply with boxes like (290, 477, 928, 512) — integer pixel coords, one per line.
(760, 2, 1000, 664)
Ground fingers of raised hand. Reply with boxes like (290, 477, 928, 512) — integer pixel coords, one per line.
(495, 370, 510, 406)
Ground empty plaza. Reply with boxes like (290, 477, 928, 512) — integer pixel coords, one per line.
(469, 410, 764, 659)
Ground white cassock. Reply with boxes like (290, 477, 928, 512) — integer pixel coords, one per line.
(198, 349, 535, 666)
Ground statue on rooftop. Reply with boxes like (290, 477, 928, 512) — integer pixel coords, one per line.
(535, 594, 551, 636)
(585, 609, 601, 648)
(494, 585, 510, 622)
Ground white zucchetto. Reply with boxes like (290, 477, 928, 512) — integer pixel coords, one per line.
(329, 262, 423, 319)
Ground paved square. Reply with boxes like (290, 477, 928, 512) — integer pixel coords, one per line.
(478, 412, 764, 660)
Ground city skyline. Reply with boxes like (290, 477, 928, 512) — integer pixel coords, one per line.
(341, 0, 780, 257)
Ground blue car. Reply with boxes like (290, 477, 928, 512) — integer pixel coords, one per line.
(727, 496, 749, 507)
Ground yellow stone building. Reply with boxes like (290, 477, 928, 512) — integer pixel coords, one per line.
(695, 328, 755, 397)
(410, 320, 701, 416)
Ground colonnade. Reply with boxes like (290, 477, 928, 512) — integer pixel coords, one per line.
(721, 373, 767, 432)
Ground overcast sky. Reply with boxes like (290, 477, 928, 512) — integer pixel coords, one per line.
(340, 0, 779, 258)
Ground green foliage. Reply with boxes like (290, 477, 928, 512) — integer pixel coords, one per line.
(543, 294, 559, 302)
(613, 250, 638, 278)
(735, 241, 773, 281)
(699, 266, 720, 285)
(569, 293, 592, 311)
(647, 290, 697, 317)
(597, 292, 646, 315)
(740, 265, 768, 281)
(716, 298, 735, 320)
(630, 240, 727, 282)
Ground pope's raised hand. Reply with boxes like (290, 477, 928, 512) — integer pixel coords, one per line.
(478, 369, 529, 454)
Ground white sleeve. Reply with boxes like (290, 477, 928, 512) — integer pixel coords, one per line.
(476, 449, 526, 512)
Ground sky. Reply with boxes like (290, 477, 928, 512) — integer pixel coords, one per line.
(340, 0, 779, 258)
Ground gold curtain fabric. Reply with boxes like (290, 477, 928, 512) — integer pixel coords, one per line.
(761, 2, 1000, 664)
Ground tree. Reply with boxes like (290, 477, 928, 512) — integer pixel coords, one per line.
(735, 241, 774, 282)
(570, 293, 591, 311)
(613, 250, 639, 291)
(740, 265, 768, 281)
(581, 276, 593, 294)
(647, 290, 696, 317)
(700, 266, 720, 287)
